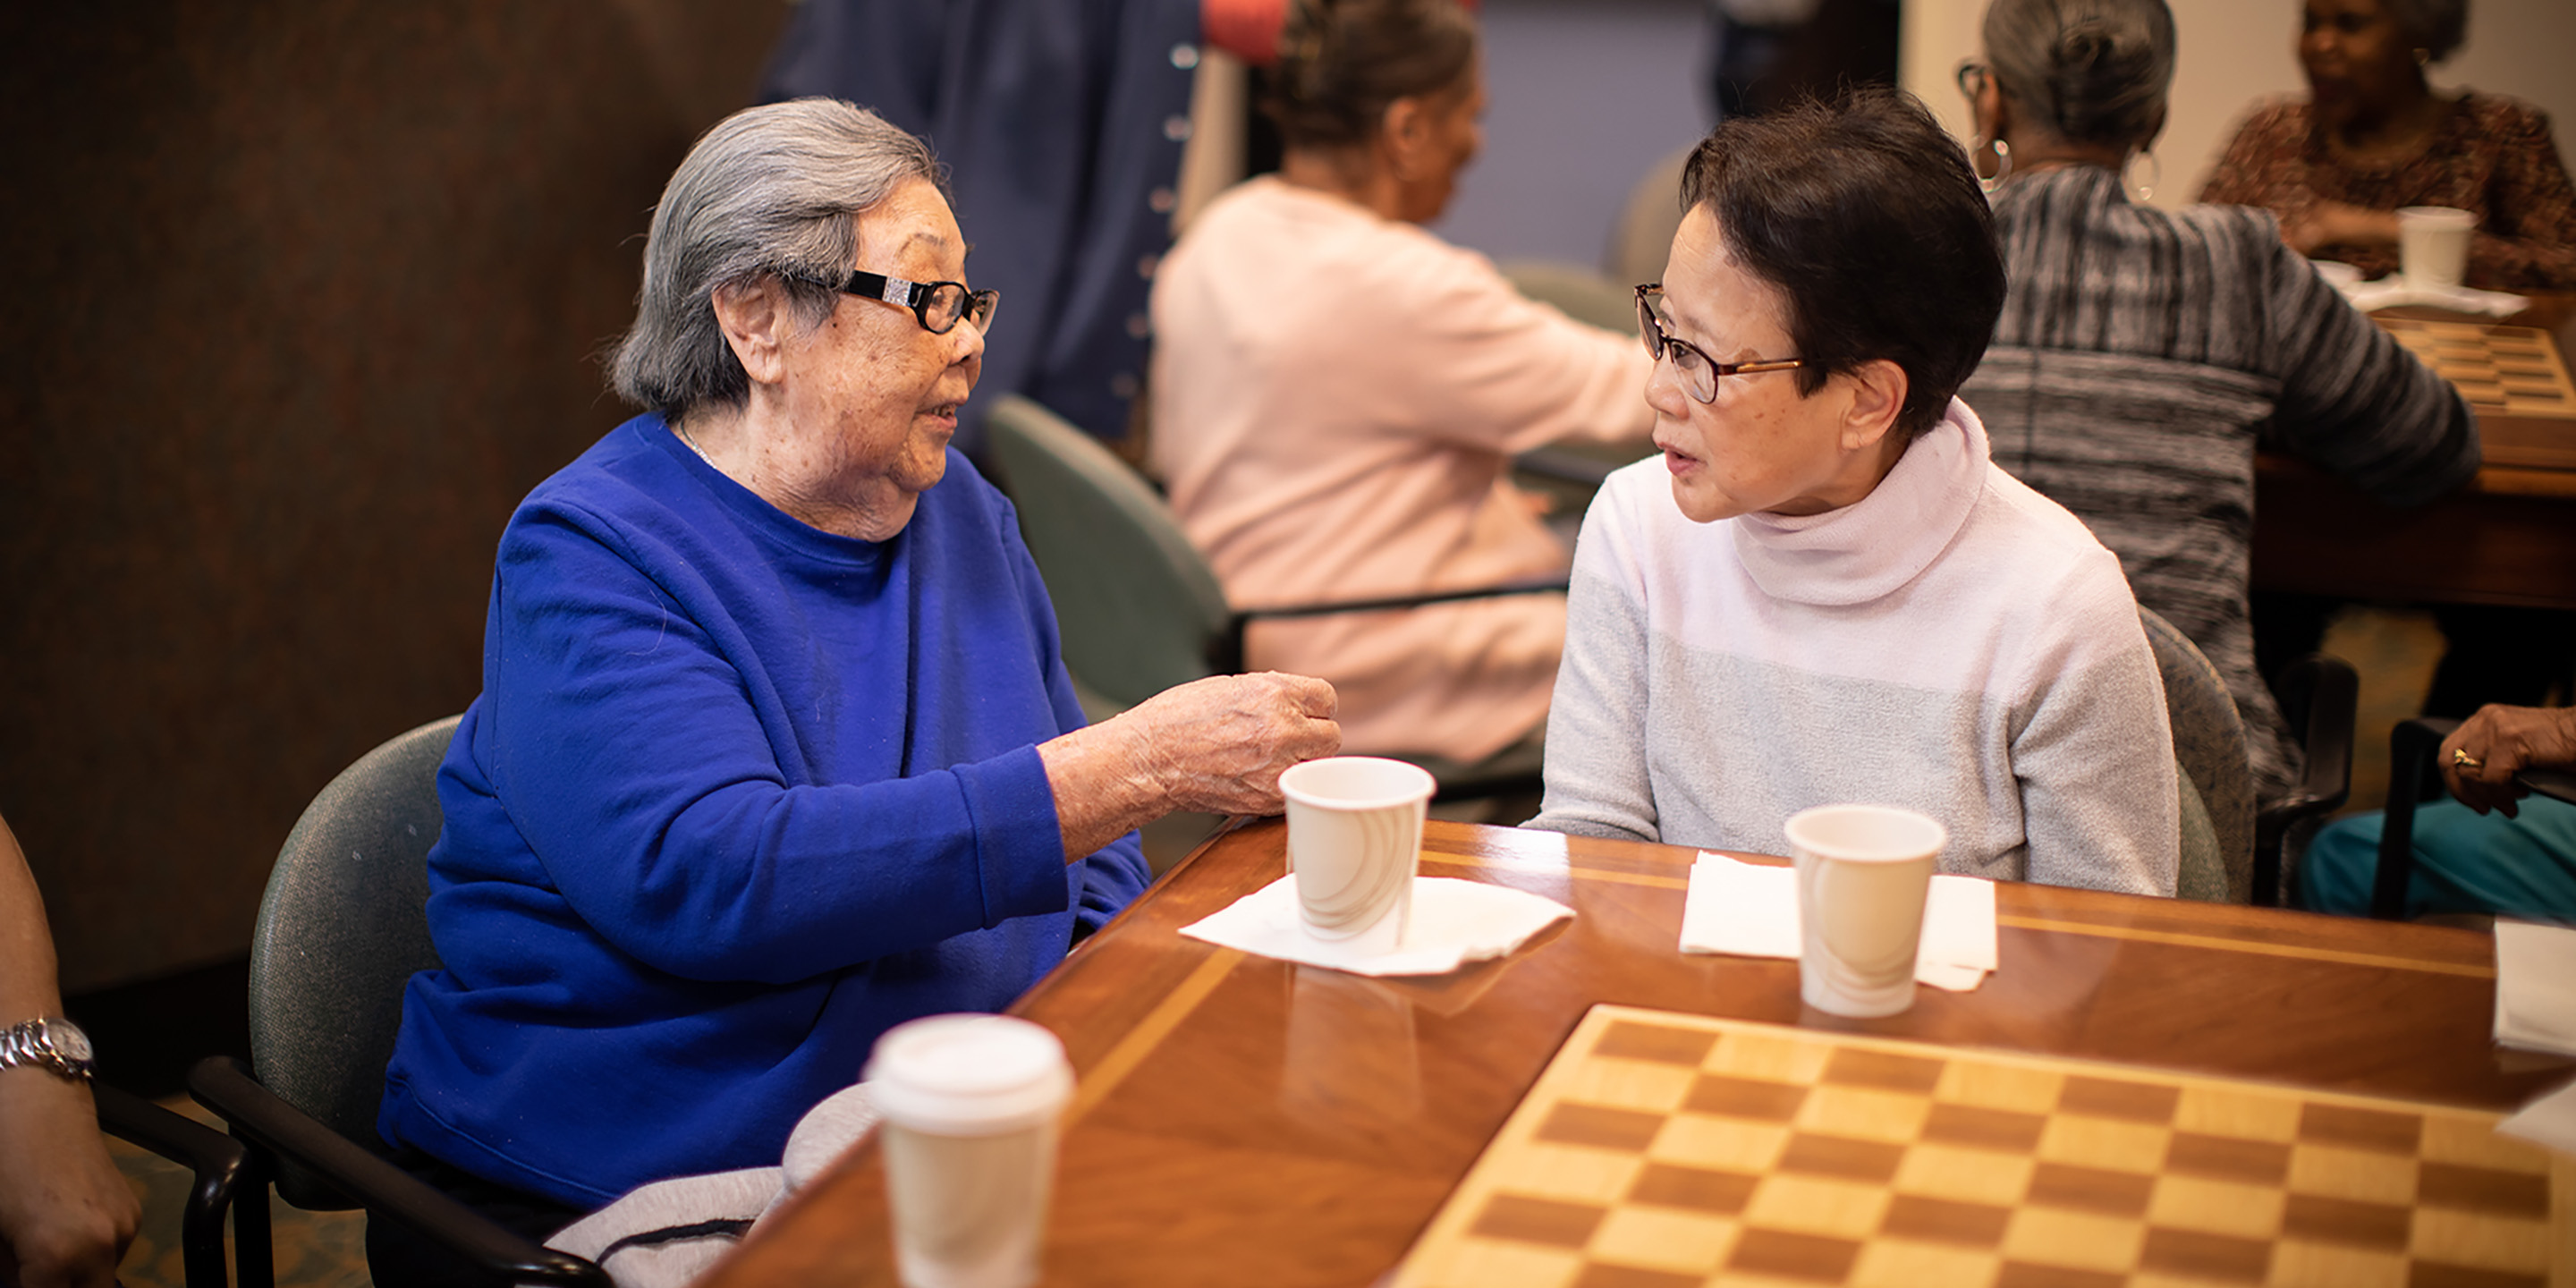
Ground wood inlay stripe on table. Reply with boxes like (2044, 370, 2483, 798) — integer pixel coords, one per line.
(1419, 851, 2492, 978)
(1061, 946, 1243, 1124)
(1994, 915, 2495, 979)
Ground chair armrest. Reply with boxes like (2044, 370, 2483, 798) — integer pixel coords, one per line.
(95, 1082, 250, 1288)
(2523, 767, 2576, 806)
(2252, 653, 2360, 904)
(188, 1056, 609, 1288)
(2373, 716, 2462, 920)
(1237, 577, 1572, 622)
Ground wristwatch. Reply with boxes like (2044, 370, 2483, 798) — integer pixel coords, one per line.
(0, 1017, 96, 1082)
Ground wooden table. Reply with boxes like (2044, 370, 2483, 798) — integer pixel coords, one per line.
(2252, 294, 2576, 609)
(699, 821, 2567, 1286)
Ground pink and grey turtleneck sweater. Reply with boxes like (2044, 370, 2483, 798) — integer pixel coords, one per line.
(1530, 398, 2180, 896)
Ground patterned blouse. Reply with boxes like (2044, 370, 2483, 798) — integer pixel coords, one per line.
(2198, 92, 2576, 291)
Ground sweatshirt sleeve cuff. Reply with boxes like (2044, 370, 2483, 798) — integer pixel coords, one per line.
(953, 744, 1075, 927)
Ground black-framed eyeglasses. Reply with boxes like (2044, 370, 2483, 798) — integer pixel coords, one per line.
(808, 268, 1000, 335)
(1954, 60, 1990, 103)
(1634, 284, 1803, 404)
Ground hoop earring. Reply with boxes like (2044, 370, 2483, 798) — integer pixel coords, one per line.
(1976, 137, 2012, 193)
(2126, 149, 2161, 203)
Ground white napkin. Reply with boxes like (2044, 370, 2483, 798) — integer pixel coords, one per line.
(2494, 919, 2576, 1057)
(2498, 1075, 2576, 1158)
(2337, 275, 2528, 318)
(1678, 853, 1998, 992)
(1180, 876, 1572, 977)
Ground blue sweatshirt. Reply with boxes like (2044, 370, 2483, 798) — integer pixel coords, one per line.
(379, 416, 1149, 1207)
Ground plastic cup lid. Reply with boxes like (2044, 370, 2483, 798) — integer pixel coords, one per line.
(863, 1013, 1072, 1135)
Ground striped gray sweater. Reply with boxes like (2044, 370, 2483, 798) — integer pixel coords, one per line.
(1962, 165, 2479, 804)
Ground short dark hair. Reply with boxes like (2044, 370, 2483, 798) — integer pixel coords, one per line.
(1262, 0, 1478, 150)
(2380, 0, 2470, 64)
(1678, 89, 2007, 443)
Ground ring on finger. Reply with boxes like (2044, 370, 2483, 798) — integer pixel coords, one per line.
(2453, 748, 2484, 770)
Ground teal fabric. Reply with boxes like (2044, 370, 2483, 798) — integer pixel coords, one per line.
(2297, 795, 2576, 921)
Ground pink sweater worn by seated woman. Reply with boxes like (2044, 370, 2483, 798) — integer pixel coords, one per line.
(1148, 176, 1655, 763)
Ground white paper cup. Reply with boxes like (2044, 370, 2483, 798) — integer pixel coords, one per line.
(865, 1015, 1072, 1288)
(2398, 206, 2475, 292)
(1786, 805, 1946, 1019)
(1278, 756, 1435, 955)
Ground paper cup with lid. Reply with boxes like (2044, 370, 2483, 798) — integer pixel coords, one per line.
(865, 1013, 1073, 1288)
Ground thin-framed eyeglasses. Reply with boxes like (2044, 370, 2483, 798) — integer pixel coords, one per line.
(805, 268, 1000, 335)
(1634, 284, 1803, 404)
(1954, 59, 1990, 104)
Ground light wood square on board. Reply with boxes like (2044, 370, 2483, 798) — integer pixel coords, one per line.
(1932, 1057, 2063, 1114)
(1794, 1083, 1933, 1144)
(1849, 1240, 2002, 1288)
(2036, 1114, 2170, 1171)
(2172, 1082, 2300, 1143)
(2145, 1174, 2286, 1240)
(2416, 1111, 2543, 1171)
(2410, 1206, 2555, 1271)
(1420, 1237, 1583, 1288)
(1650, 1114, 1792, 1174)
(1709, 1030, 1834, 1084)
(1586, 1205, 1738, 1274)
(1738, 1173, 1894, 1241)
(2267, 1239, 2414, 1288)
(1892, 1142, 2037, 1206)
(2286, 1144, 2418, 1205)
(1562, 1057, 1697, 1116)
(1999, 1205, 2148, 1273)
(1489, 1143, 1646, 1208)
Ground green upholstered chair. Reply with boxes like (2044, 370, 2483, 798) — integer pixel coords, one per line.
(983, 395, 1557, 801)
(189, 715, 608, 1287)
(2140, 607, 2254, 902)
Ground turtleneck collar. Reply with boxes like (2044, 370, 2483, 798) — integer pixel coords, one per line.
(1729, 398, 1993, 606)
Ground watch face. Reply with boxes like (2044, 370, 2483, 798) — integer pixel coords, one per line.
(50, 1021, 91, 1063)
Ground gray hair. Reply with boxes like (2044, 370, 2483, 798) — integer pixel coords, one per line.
(2379, 0, 2469, 63)
(1983, 0, 2175, 150)
(609, 98, 943, 416)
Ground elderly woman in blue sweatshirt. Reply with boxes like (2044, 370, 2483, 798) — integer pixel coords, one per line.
(371, 99, 1340, 1275)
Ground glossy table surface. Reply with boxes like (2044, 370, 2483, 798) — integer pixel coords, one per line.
(700, 821, 2567, 1287)
(2253, 292, 2576, 607)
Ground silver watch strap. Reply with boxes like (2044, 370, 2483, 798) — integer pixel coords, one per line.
(0, 1017, 94, 1081)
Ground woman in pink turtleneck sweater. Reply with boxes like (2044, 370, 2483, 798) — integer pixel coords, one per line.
(1530, 93, 2178, 896)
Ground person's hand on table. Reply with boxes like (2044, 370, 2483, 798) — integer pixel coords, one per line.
(1041, 672, 1341, 858)
(2439, 704, 2576, 818)
(2280, 199, 2399, 257)
(0, 1070, 139, 1288)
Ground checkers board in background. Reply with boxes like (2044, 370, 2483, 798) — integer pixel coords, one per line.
(1392, 1005, 2571, 1288)
(2376, 318, 2576, 419)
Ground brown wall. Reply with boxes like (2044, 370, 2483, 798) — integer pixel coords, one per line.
(0, 2, 788, 990)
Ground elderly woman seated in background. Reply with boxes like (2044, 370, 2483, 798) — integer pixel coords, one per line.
(1956, 0, 2475, 808)
(1529, 90, 2179, 896)
(370, 99, 1338, 1282)
(1149, 0, 1653, 771)
(2199, 0, 2576, 290)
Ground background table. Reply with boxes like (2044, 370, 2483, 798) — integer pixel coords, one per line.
(2252, 294, 2576, 609)
(699, 820, 2567, 1286)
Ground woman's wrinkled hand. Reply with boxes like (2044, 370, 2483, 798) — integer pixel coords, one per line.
(2438, 705, 2576, 818)
(2280, 199, 2398, 256)
(1121, 673, 1342, 818)
(0, 1074, 140, 1288)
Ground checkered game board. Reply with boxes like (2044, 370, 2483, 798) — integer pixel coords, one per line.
(1391, 1005, 2570, 1288)
(2376, 318, 2576, 419)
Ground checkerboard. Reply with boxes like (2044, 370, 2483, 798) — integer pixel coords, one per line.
(1391, 1005, 2571, 1287)
(2377, 318, 2576, 419)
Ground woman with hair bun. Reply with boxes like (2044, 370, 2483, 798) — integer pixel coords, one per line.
(2200, 0, 2576, 290)
(1150, 0, 1653, 771)
(1956, 0, 2476, 812)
